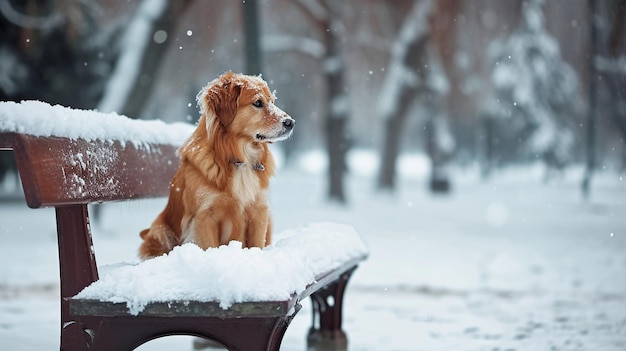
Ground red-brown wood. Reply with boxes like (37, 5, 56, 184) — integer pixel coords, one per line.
(55, 205, 99, 351)
(0, 132, 179, 208)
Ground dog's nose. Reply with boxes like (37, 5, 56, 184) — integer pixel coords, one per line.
(283, 118, 295, 129)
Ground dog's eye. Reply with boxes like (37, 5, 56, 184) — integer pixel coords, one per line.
(253, 100, 263, 108)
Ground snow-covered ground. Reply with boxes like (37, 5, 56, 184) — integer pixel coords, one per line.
(1, 151, 625, 350)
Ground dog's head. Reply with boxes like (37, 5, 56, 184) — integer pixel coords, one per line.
(197, 71, 295, 143)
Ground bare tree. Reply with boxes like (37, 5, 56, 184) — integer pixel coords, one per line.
(604, 0, 626, 166)
(584, 0, 626, 196)
(377, 0, 450, 191)
(291, 0, 351, 203)
(98, 0, 193, 117)
(582, 0, 599, 198)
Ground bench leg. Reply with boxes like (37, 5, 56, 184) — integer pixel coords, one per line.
(307, 267, 357, 351)
(55, 205, 99, 351)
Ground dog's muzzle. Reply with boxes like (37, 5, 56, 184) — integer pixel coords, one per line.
(282, 118, 295, 131)
(256, 117, 295, 142)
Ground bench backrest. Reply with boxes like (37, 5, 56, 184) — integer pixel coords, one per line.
(0, 132, 179, 208)
(1, 130, 184, 338)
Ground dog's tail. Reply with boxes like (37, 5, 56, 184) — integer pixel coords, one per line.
(138, 226, 178, 259)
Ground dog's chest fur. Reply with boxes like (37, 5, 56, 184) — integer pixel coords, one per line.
(231, 143, 264, 206)
(232, 163, 262, 205)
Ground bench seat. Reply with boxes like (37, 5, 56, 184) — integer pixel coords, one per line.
(70, 255, 364, 319)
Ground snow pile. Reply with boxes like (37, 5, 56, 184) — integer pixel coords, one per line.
(75, 222, 368, 315)
(0, 100, 194, 146)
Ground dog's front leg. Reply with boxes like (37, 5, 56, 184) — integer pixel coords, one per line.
(244, 205, 271, 248)
(191, 211, 221, 249)
(224, 218, 245, 246)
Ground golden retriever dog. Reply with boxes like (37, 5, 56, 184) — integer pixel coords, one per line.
(139, 71, 295, 259)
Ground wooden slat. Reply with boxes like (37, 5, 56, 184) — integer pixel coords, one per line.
(69, 299, 296, 319)
(0, 132, 179, 208)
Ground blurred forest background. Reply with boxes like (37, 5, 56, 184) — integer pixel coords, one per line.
(1, 0, 625, 203)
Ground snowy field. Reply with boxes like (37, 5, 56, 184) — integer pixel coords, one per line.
(1, 151, 625, 351)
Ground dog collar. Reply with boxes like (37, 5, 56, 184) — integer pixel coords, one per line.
(233, 160, 265, 171)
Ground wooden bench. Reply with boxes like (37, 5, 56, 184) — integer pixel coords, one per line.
(0, 130, 365, 351)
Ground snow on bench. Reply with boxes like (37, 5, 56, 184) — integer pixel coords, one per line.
(75, 223, 368, 315)
(0, 100, 194, 146)
(0, 101, 195, 207)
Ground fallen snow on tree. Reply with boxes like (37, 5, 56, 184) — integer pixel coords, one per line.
(74, 222, 368, 315)
(97, 0, 168, 114)
(378, 0, 433, 120)
(0, 100, 194, 147)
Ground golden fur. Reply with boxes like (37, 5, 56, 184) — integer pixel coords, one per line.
(139, 71, 295, 259)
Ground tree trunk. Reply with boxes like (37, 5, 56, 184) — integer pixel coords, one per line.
(481, 116, 496, 180)
(242, 0, 262, 76)
(425, 112, 451, 193)
(376, 0, 434, 191)
(326, 116, 348, 202)
(606, 0, 626, 165)
(323, 6, 349, 203)
(377, 86, 415, 190)
(286, 0, 350, 202)
(582, 0, 598, 199)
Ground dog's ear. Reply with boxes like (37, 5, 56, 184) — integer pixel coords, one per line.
(207, 80, 241, 127)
